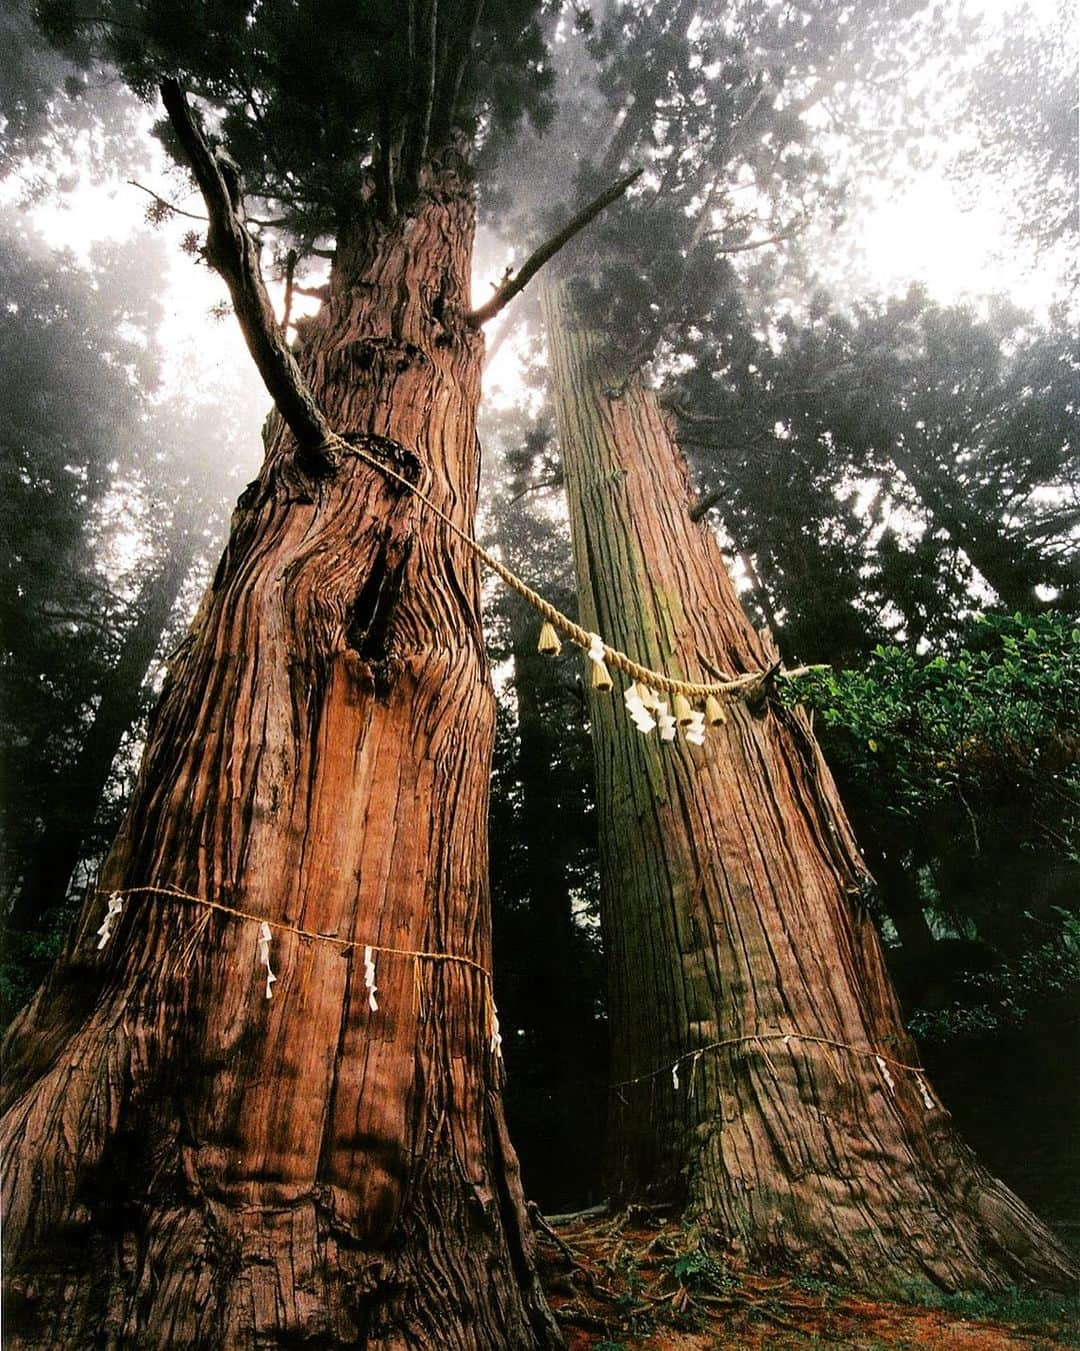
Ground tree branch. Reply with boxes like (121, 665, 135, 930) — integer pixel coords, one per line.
(128, 179, 208, 222)
(706, 218, 808, 253)
(689, 489, 724, 523)
(159, 79, 332, 463)
(507, 475, 563, 507)
(401, 0, 438, 197)
(467, 168, 644, 326)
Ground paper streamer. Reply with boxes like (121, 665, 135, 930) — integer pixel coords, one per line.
(363, 944, 378, 1012)
(96, 892, 123, 949)
(257, 921, 277, 999)
(489, 998, 503, 1057)
(875, 1054, 896, 1095)
(623, 684, 657, 735)
(656, 699, 678, 742)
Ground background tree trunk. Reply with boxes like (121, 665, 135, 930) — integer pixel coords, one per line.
(889, 442, 1078, 612)
(5, 523, 198, 938)
(540, 276, 1077, 1296)
(1, 176, 558, 1350)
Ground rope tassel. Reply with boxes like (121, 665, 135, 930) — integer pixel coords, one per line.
(705, 695, 727, 726)
(673, 692, 694, 726)
(537, 621, 561, 656)
(586, 632, 614, 691)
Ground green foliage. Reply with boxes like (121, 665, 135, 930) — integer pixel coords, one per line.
(786, 611, 1080, 990)
(36, 0, 554, 243)
(906, 909, 1080, 1042)
(0, 233, 152, 888)
(0, 0, 145, 178)
(789, 612, 1078, 853)
(904, 1282, 1080, 1342)
(0, 897, 79, 1019)
(953, 0, 1078, 258)
(540, 0, 937, 353)
(671, 1247, 739, 1295)
(677, 289, 1080, 663)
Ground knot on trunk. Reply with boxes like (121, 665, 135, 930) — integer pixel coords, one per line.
(338, 432, 422, 489)
(346, 335, 432, 374)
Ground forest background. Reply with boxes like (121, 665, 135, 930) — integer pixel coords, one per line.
(1, 0, 1077, 1288)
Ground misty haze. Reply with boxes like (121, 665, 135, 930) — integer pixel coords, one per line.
(0, 1, 1077, 1347)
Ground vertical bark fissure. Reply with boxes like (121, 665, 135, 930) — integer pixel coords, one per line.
(540, 275, 1076, 1296)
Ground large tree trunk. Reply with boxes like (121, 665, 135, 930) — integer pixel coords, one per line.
(6, 524, 197, 938)
(1, 175, 558, 1350)
(540, 277, 1077, 1296)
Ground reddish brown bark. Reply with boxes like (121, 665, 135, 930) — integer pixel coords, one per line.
(0, 173, 559, 1349)
(541, 277, 1077, 1296)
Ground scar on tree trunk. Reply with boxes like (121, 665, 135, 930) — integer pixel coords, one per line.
(541, 274, 1078, 1298)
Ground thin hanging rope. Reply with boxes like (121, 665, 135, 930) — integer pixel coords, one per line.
(323, 432, 815, 703)
(97, 884, 493, 981)
(609, 1031, 931, 1091)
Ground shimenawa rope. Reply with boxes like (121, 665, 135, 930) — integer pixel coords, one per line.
(322, 431, 797, 703)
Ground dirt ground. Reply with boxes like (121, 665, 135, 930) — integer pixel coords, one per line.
(537, 1210, 1080, 1350)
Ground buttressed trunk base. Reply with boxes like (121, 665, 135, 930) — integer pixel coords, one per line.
(542, 277, 1077, 1299)
(1, 175, 558, 1349)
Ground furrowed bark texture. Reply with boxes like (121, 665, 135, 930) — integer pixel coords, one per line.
(0, 174, 558, 1350)
(541, 278, 1077, 1296)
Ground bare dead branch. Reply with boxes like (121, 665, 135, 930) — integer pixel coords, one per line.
(507, 474, 563, 507)
(127, 180, 208, 222)
(688, 489, 724, 522)
(159, 79, 332, 463)
(468, 168, 644, 326)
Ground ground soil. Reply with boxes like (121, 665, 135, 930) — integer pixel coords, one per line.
(538, 1211, 1079, 1350)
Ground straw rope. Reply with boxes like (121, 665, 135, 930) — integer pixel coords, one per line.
(610, 1030, 932, 1092)
(97, 884, 493, 981)
(324, 432, 796, 703)
(96, 890, 931, 1100)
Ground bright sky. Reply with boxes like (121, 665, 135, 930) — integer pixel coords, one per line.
(3, 0, 1067, 420)
(843, 177, 1060, 313)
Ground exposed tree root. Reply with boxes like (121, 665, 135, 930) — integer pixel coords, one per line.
(537, 1213, 1079, 1350)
